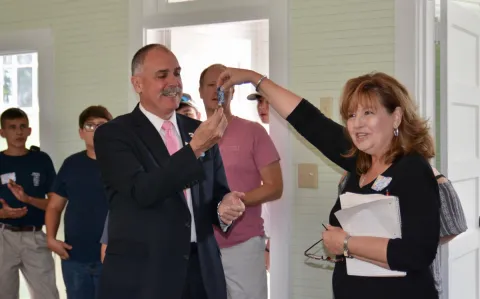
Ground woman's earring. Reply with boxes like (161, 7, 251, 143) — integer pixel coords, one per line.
(394, 128, 399, 137)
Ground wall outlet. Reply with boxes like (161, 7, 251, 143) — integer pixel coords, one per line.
(297, 163, 318, 189)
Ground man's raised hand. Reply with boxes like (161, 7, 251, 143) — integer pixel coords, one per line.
(189, 108, 228, 157)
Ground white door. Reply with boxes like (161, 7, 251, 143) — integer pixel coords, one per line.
(439, 1, 480, 298)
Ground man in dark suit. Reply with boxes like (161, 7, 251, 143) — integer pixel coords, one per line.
(93, 44, 246, 299)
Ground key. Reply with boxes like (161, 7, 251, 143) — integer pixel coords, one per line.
(217, 87, 225, 106)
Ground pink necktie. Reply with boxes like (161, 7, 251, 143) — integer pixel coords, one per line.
(161, 121, 187, 197)
(161, 120, 179, 155)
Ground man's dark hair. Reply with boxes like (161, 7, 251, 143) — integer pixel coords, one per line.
(79, 106, 112, 128)
(0, 108, 29, 128)
(131, 44, 171, 76)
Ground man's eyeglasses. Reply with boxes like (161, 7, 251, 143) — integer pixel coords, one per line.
(83, 122, 106, 132)
(181, 95, 191, 103)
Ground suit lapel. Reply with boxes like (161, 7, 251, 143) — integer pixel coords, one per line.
(132, 107, 192, 208)
(132, 107, 202, 209)
(132, 106, 170, 168)
(176, 116, 191, 147)
(177, 115, 201, 209)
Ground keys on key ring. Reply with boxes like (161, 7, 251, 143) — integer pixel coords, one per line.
(217, 87, 225, 106)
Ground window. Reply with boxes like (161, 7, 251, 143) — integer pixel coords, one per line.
(0, 52, 39, 150)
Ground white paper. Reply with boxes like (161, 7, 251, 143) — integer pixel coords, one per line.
(340, 192, 390, 209)
(345, 258, 406, 277)
(335, 193, 406, 277)
(336, 197, 401, 238)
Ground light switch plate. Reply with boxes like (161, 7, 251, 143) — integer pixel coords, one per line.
(319, 97, 333, 119)
(297, 163, 318, 189)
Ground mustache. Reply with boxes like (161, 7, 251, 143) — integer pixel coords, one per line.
(161, 86, 182, 97)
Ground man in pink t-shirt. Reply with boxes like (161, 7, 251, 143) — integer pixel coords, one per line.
(199, 64, 283, 299)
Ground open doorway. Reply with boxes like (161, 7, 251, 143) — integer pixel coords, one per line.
(146, 19, 269, 128)
(146, 19, 272, 297)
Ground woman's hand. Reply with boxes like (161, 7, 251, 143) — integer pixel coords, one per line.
(217, 66, 303, 119)
(322, 225, 348, 255)
(216, 68, 263, 91)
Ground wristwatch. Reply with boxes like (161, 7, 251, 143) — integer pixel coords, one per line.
(343, 234, 351, 257)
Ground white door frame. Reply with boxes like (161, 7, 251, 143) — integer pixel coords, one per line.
(394, 0, 437, 129)
(394, 0, 441, 294)
(128, 1, 294, 299)
(439, 2, 480, 299)
(0, 29, 56, 159)
(394, 1, 480, 299)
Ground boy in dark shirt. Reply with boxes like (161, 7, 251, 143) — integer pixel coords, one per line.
(45, 106, 112, 299)
(0, 108, 59, 299)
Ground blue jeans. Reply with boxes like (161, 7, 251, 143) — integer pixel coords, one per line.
(61, 260, 102, 299)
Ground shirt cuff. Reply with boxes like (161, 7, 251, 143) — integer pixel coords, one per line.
(218, 216, 230, 232)
(217, 200, 231, 232)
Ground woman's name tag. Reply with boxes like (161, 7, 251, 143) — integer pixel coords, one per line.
(371, 175, 392, 192)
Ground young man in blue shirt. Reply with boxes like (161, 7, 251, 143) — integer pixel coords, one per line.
(0, 108, 59, 299)
(45, 106, 112, 299)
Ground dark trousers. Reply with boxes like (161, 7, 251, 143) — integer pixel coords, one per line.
(62, 260, 102, 299)
(182, 243, 208, 299)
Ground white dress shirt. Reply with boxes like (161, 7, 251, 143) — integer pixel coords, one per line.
(139, 104, 197, 242)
